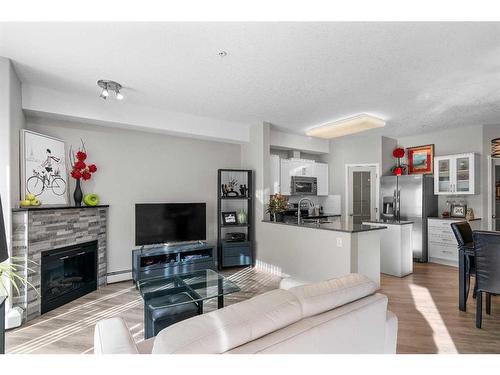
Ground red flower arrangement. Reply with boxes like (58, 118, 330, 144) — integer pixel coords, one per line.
(70, 143, 97, 181)
(391, 147, 408, 176)
(392, 148, 405, 159)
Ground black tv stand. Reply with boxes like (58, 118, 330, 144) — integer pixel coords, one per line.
(132, 242, 215, 284)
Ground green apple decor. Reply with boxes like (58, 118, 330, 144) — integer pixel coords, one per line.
(83, 193, 100, 206)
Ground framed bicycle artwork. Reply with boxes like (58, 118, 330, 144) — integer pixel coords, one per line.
(20, 130, 70, 206)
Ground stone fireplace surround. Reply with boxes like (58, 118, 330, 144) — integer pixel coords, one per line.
(11, 206, 108, 322)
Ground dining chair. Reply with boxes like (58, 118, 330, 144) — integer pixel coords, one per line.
(451, 222, 477, 299)
(472, 230, 500, 328)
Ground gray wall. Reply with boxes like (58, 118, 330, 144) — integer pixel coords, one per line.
(325, 131, 396, 214)
(27, 116, 242, 279)
(398, 124, 485, 219)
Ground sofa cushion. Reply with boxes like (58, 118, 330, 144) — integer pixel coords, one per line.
(288, 273, 377, 318)
(152, 288, 302, 354)
(94, 317, 139, 354)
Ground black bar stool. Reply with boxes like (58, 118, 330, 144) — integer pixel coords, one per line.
(472, 230, 500, 328)
(451, 221, 477, 311)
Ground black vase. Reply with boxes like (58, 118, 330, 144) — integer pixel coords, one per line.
(73, 179, 83, 207)
(274, 213, 284, 222)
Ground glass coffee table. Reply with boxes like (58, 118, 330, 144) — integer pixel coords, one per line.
(138, 269, 240, 338)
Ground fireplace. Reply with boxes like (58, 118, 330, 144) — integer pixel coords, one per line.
(40, 240, 98, 314)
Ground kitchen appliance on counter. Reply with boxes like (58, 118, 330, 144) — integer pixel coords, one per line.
(291, 176, 317, 196)
(380, 175, 438, 262)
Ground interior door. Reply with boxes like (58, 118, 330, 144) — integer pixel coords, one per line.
(348, 166, 377, 224)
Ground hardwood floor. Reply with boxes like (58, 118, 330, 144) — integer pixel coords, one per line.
(5, 262, 500, 354)
(381, 262, 500, 354)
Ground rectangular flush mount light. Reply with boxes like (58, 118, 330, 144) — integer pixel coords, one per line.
(305, 114, 386, 139)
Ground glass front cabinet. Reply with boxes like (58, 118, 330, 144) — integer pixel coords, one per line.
(433, 153, 477, 195)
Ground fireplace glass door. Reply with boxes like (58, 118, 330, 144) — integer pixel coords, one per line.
(41, 241, 97, 314)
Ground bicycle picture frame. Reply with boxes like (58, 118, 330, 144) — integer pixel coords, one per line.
(20, 129, 70, 206)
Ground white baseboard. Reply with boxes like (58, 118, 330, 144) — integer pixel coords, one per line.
(106, 272, 133, 284)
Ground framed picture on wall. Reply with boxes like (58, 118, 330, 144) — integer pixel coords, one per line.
(407, 144, 434, 175)
(20, 130, 70, 206)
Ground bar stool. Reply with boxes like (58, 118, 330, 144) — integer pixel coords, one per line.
(451, 222, 477, 304)
(472, 230, 500, 328)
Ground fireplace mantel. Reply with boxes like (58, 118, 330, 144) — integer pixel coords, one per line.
(12, 205, 109, 212)
(11, 206, 108, 322)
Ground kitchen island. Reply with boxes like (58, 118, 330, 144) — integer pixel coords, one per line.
(256, 219, 386, 286)
(363, 220, 413, 277)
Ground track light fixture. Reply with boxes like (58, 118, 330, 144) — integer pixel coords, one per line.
(97, 80, 124, 100)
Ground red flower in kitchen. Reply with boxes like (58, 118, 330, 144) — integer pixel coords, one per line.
(70, 149, 97, 181)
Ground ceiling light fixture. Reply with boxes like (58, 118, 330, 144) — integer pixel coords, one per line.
(97, 80, 123, 101)
(305, 114, 386, 139)
(218, 51, 227, 57)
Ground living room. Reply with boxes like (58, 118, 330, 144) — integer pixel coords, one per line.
(1, 2, 500, 374)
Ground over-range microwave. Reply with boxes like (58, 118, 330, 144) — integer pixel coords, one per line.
(291, 176, 317, 196)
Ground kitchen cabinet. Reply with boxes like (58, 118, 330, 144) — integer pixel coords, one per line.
(314, 162, 329, 196)
(434, 153, 477, 195)
(427, 217, 481, 267)
(279, 159, 329, 196)
(280, 159, 292, 195)
(270, 154, 280, 195)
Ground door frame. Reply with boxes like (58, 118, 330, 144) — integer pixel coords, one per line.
(345, 163, 380, 221)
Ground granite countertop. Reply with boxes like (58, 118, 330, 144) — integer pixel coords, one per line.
(428, 216, 482, 221)
(262, 219, 387, 233)
(363, 219, 414, 226)
(304, 213, 341, 219)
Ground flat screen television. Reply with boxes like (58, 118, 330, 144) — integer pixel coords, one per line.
(135, 203, 206, 246)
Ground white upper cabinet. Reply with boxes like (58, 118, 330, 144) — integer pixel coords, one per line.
(314, 162, 329, 196)
(270, 154, 281, 195)
(434, 153, 477, 195)
(277, 158, 329, 196)
(280, 159, 292, 195)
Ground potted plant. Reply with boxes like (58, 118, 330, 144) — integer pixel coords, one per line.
(267, 193, 288, 222)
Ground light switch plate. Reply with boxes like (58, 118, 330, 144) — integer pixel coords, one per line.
(336, 237, 342, 247)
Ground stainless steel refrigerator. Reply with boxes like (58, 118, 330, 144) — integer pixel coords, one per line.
(380, 175, 438, 262)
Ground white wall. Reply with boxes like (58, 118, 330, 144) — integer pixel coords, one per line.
(23, 85, 250, 144)
(270, 128, 329, 154)
(326, 131, 385, 214)
(27, 116, 241, 280)
(241, 122, 271, 259)
(0, 57, 24, 256)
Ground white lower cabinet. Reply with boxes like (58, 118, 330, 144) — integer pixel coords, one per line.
(427, 218, 481, 267)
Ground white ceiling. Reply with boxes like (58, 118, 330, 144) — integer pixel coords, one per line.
(1, 22, 499, 138)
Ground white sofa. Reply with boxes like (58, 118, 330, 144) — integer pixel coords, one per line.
(94, 273, 398, 354)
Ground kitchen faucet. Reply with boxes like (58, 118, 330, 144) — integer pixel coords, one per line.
(297, 197, 314, 225)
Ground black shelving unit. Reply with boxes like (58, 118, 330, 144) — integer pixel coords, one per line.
(217, 169, 253, 269)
